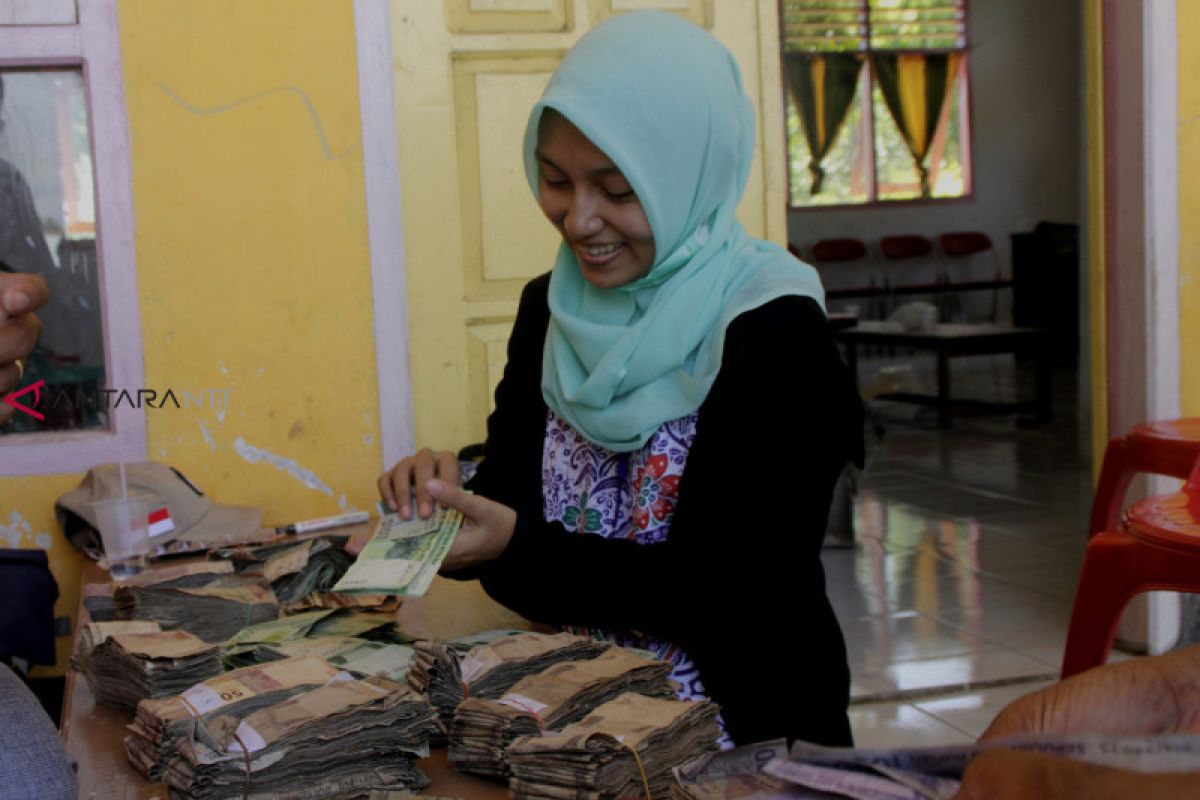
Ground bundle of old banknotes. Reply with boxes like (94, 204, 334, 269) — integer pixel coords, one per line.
(217, 607, 417, 680)
(126, 655, 348, 780)
(209, 533, 404, 611)
(410, 631, 609, 730)
(509, 692, 721, 799)
(449, 645, 677, 777)
(669, 735, 1200, 799)
(76, 621, 223, 711)
(124, 655, 442, 797)
(162, 674, 441, 798)
(113, 582, 280, 642)
(83, 561, 237, 621)
(332, 508, 463, 597)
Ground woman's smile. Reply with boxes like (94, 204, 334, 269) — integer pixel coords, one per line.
(536, 110, 656, 289)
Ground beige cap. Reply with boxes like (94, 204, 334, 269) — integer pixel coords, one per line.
(56, 461, 263, 559)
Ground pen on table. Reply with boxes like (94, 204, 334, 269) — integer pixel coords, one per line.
(275, 510, 370, 535)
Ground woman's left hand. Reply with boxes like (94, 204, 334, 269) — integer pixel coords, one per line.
(426, 479, 516, 572)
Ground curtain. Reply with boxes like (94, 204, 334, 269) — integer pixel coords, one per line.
(782, 52, 864, 195)
(871, 52, 963, 197)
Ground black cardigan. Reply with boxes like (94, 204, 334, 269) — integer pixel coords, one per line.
(455, 272, 863, 747)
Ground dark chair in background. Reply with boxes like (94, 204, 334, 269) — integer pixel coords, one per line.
(938, 231, 998, 322)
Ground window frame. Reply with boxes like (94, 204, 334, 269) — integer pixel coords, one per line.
(779, 0, 977, 213)
(0, 0, 147, 475)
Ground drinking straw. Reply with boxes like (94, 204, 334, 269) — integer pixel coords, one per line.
(119, 460, 127, 499)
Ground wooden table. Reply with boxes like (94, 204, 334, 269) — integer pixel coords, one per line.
(835, 321, 1052, 428)
(61, 529, 520, 799)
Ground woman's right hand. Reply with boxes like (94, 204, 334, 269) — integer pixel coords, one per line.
(378, 448, 462, 519)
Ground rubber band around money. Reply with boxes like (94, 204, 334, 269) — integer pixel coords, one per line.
(620, 741, 653, 799)
(179, 694, 203, 718)
(232, 729, 253, 800)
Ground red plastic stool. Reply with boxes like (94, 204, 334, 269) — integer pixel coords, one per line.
(1062, 460, 1200, 678)
(1088, 418, 1200, 537)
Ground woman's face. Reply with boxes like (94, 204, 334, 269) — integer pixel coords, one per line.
(535, 110, 656, 289)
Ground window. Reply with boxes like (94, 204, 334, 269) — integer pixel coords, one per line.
(779, 0, 972, 208)
(1, 68, 105, 433)
(0, 0, 146, 475)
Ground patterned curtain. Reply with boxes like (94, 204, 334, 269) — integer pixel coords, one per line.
(781, 52, 864, 195)
(871, 52, 964, 197)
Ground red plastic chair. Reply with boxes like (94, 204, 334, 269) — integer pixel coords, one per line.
(1088, 418, 1200, 536)
(1062, 455, 1200, 678)
(812, 238, 868, 263)
(939, 231, 993, 257)
(880, 235, 933, 260)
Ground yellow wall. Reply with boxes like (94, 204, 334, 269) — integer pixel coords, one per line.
(0, 0, 382, 675)
(1180, 1, 1200, 413)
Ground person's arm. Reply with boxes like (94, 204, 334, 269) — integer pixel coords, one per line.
(954, 749, 1200, 800)
(980, 645, 1200, 740)
(954, 647, 1200, 799)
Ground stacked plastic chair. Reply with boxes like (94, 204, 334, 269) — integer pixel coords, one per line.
(879, 235, 933, 321)
(939, 231, 1000, 322)
(1061, 418, 1200, 678)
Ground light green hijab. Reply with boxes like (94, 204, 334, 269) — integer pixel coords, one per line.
(525, 11, 825, 452)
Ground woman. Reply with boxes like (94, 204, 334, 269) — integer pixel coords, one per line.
(379, 10, 862, 747)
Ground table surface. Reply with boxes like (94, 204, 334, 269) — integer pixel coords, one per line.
(62, 525, 518, 799)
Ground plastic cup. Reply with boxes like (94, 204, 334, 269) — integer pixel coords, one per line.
(93, 495, 150, 580)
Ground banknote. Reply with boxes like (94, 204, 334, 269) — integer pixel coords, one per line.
(261, 636, 417, 682)
(763, 734, 1200, 800)
(331, 509, 462, 597)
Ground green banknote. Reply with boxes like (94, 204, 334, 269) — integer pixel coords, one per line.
(331, 509, 463, 597)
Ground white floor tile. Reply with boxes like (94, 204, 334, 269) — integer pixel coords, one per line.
(912, 680, 1058, 739)
(849, 702, 976, 748)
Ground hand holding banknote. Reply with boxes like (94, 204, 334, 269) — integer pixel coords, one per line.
(425, 479, 515, 572)
(378, 447, 461, 518)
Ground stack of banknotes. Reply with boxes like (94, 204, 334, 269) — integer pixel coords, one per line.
(126, 655, 346, 780)
(508, 693, 721, 799)
(332, 509, 463, 597)
(406, 629, 527, 695)
(219, 608, 341, 668)
(84, 628, 222, 711)
(412, 631, 610, 730)
(671, 738, 793, 798)
(83, 561, 238, 621)
(257, 636, 416, 682)
(449, 646, 675, 778)
(113, 582, 280, 642)
(671, 736, 1200, 799)
(71, 619, 163, 672)
(162, 675, 441, 799)
(210, 535, 357, 606)
(220, 608, 411, 670)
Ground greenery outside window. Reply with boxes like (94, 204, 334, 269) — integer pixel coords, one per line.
(780, 0, 972, 208)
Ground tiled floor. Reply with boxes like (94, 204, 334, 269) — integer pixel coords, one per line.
(828, 353, 1096, 747)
